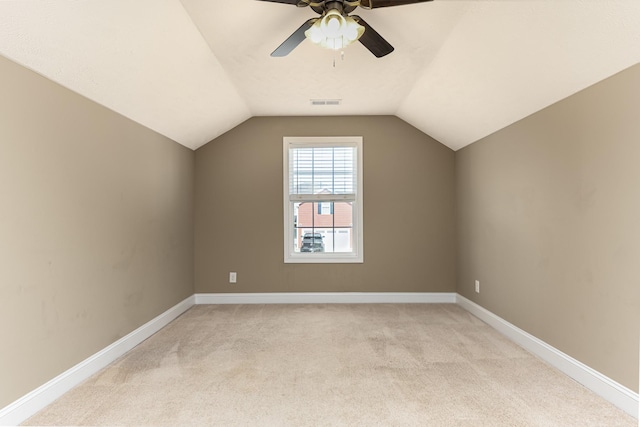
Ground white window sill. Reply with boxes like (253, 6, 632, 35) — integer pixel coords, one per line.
(285, 254, 363, 264)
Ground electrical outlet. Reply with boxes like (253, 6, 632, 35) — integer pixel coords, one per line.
(475, 280, 480, 293)
(229, 272, 237, 284)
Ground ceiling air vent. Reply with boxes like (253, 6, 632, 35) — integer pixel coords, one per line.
(310, 99, 342, 106)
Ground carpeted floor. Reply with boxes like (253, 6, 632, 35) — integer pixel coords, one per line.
(24, 304, 636, 426)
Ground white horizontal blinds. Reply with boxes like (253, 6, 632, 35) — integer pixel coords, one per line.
(289, 145, 357, 201)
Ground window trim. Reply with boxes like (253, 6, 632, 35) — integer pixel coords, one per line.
(283, 136, 363, 263)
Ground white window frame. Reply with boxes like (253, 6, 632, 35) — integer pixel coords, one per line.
(283, 136, 364, 263)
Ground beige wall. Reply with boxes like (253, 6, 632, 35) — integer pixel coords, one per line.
(456, 64, 640, 392)
(195, 116, 456, 293)
(3, 45, 637, 410)
(0, 55, 195, 407)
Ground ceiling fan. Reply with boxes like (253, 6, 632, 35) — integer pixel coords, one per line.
(258, 0, 433, 58)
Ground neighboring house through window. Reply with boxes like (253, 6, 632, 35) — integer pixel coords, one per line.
(283, 136, 363, 263)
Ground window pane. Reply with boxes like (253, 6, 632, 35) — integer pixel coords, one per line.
(293, 202, 354, 253)
(289, 146, 356, 196)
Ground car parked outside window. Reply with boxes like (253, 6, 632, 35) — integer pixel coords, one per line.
(300, 233, 324, 252)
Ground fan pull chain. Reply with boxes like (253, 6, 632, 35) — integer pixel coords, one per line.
(332, 50, 346, 68)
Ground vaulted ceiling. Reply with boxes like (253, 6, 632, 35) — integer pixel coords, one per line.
(1, 1, 639, 151)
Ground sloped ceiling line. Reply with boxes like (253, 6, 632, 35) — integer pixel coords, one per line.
(0, 0, 639, 151)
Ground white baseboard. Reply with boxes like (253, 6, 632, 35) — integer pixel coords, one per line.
(3, 292, 636, 424)
(194, 292, 457, 305)
(0, 295, 195, 427)
(456, 294, 639, 419)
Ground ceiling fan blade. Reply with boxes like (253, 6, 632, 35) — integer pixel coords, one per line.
(271, 19, 316, 57)
(352, 16, 394, 58)
(255, 0, 304, 5)
(359, 0, 433, 9)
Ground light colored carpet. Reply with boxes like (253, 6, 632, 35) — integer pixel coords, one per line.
(25, 304, 636, 426)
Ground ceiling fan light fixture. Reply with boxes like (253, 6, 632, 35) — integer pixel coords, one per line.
(304, 9, 364, 50)
(321, 10, 345, 38)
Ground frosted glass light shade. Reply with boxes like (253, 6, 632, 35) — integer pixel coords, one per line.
(305, 10, 365, 51)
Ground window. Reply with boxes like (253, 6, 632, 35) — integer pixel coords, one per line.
(318, 202, 333, 215)
(283, 136, 363, 263)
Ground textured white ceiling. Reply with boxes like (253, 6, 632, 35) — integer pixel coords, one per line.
(0, 0, 251, 149)
(0, 1, 639, 150)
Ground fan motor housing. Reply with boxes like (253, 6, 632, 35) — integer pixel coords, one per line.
(305, 0, 359, 15)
